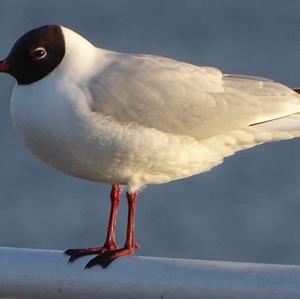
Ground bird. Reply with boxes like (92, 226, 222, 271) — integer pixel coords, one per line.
(1, 25, 300, 268)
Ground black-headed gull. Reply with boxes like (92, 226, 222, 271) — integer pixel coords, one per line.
(1, 25, 300, 268)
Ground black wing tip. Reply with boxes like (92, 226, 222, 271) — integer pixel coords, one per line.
(293, 88, 300, 94)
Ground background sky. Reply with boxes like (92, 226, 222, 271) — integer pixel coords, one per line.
(1, 0, 300, 265)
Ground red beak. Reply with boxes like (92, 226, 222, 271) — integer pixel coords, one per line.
(0, 60, 10, 72)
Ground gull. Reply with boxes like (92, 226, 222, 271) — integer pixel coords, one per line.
(1, 25, 300, 268)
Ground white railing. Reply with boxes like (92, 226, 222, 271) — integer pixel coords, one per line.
(0, 247, 300, 299)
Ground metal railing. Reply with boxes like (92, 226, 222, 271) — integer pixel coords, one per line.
(0, 246, 300, 299)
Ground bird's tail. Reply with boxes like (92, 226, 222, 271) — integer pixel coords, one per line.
(249, 88, 300, 132)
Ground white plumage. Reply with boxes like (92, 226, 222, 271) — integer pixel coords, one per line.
(10, 26, 300, 192)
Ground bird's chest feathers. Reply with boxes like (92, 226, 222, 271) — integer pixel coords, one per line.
(10, 76, 91, 167)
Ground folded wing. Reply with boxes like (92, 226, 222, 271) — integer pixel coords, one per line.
(88, 51, 300, 140)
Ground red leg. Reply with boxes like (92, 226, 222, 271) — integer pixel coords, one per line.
(64, 184, 121, 262)
(85, 191, 139, 268)
(103, 184, 122, 249)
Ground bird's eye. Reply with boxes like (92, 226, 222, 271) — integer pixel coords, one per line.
(32, 47, 47, 59)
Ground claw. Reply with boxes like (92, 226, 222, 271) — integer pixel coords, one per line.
(84, 247, 135, 269)
(64, 247, 108, 263)
(84, 255, 103, 269)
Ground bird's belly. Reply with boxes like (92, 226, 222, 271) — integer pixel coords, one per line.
(23, 132, 127, 185)
(10, 108, 205, 187)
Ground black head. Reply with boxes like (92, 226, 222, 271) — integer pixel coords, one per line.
(0, 25, 65, 85)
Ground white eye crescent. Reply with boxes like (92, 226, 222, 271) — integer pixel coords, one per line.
(33, 47, 47, 59)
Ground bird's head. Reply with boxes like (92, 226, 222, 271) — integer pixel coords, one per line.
(0, 25, 95, 85)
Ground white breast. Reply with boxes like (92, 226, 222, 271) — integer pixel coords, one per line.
(10, 74, 95, 178)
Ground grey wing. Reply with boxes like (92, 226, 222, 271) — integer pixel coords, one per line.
(88, 52, 300, 140)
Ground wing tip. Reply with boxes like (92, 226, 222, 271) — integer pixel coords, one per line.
(293, 88, 300, 94)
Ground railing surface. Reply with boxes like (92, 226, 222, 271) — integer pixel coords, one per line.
(0, 247, 300, 299)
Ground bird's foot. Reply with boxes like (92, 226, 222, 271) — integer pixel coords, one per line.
(64, 242, 118, 263)
(85, 246, 136, 269)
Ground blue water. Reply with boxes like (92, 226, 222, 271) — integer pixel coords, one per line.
(1, 0, 300, 265)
